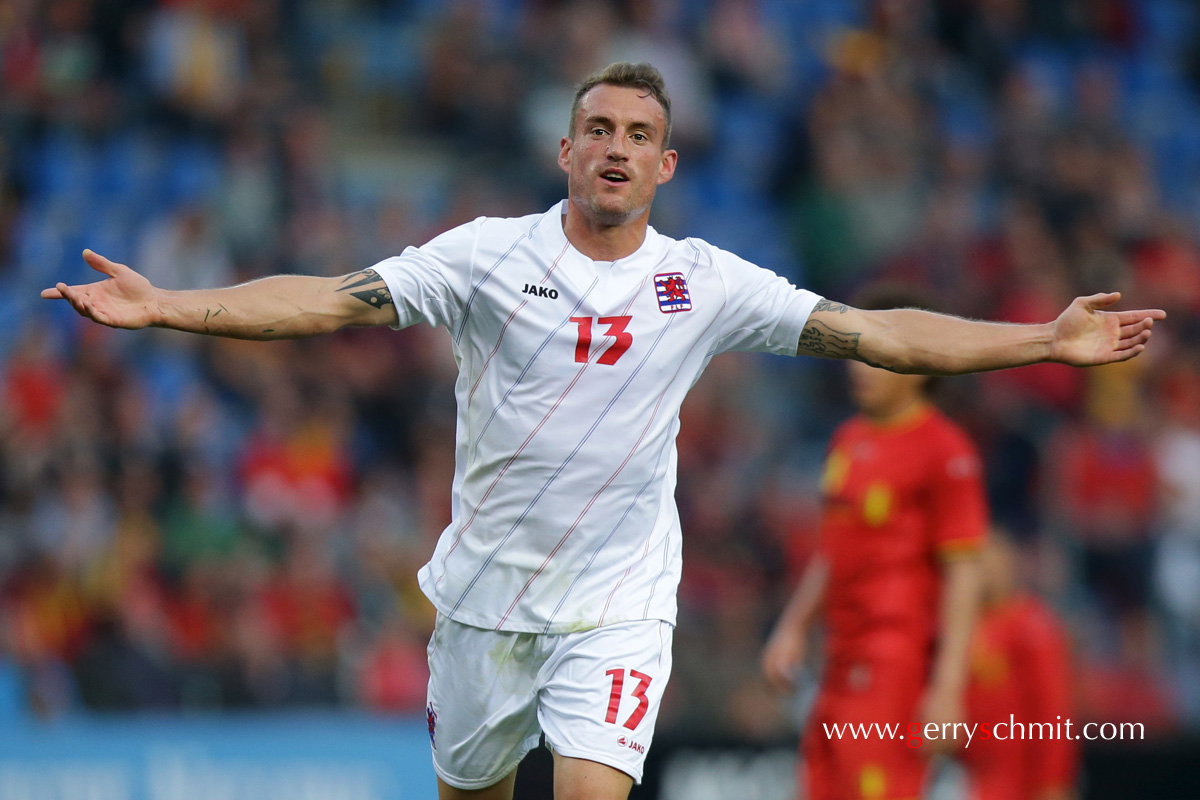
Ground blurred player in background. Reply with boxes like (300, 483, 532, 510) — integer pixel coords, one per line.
(45, 61, 1163, 800)
(762, 287, 989, 800)
(961, 531, 1080, 800)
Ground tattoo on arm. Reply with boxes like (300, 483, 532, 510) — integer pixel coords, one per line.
(203, 304, 229, 325)
(800, 302, 890, 368)
(797, 320, 886, 369)
(812, 298, 850, 314)
(798, 320, 860, 358)
(337, 269, 394, 309)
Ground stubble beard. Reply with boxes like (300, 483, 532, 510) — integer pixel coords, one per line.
(571, 176, 653, 229)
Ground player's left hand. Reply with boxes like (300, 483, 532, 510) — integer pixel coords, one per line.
(1050, 293, 1165, 366)
(918, 684, 966, 757)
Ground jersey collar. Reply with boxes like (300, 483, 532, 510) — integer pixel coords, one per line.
(544, 200, 668, 272)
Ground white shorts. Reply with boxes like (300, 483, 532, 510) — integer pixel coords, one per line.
(425, 613, 674, 789)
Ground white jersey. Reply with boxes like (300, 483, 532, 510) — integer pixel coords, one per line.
(372, 201, 820, 634)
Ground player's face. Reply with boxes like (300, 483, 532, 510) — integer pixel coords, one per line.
(558, 84, 677, 227)
(847, 360, 929, 419)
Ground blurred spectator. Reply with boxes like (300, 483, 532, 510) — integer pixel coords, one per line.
(356, 615, 429, 713)
(1152, 356, 1200, 726)
(1076, 610, 1178, 735)
(1046, 361, 1158, 617)
(160, 464, 242, 575)
(136, 205, 234, 291)
(145, 2, 246, 122)
(72, 594, 178, 711)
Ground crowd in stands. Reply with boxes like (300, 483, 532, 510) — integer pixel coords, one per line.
(2, 0, 1199, 740)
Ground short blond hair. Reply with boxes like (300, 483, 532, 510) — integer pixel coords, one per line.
(568, 62, 672, 147)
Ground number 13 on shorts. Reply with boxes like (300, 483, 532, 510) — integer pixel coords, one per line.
(604, 668, 653, 730)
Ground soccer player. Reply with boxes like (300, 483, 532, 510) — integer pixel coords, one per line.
(962, 531, 1079, 800)
(761, 287, 990, 800)
(44, 63, 1162, 800)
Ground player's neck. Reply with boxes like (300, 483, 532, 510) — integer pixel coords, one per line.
(562, 201, 650, 261)
(861, 397, 928, 427)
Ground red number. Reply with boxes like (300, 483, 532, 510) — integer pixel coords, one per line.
(597, 316, 633, 365)
(605, 668, 624, 724)
(570, 315, 633, 366)
(624, 669, 652, 729)
(570, 316, 592, 364)
(603, 668, 654, 730)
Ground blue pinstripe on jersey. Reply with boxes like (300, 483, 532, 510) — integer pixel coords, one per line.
(453, 215, 543, 346)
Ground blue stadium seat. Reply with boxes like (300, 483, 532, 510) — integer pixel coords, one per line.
(94, 132, 166, 215)
(163, 139, 225, 209)
(29, 131, 95, 204)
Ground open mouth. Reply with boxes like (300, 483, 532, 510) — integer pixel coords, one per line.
(600, 169, 629, 184)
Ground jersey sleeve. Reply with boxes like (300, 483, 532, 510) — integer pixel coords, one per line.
(929, 426, 989, 556)
(367, 218, 481, 331)
(706, 245, 821, 356)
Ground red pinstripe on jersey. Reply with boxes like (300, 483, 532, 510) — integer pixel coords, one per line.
(434, 281, 602, 584)
(467, 241, 570, 405)
(601, 254, 728, 625)
(541, 430, 673, 632)
(438, 358, 591, 582)
(495, 389, 670, 629)
(447, 269, 657, 613)
(485, 250, 702, 625)
(453, 216, 543, 345)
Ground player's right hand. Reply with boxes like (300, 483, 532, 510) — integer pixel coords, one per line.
(761, 626, 806, 692)
(42, 250, 161, 330)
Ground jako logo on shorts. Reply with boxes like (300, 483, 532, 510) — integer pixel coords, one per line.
(617, 736, 645, 754)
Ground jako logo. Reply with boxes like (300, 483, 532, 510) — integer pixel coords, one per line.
(616, 736, 645, 754)
(522, 284, 559, 299)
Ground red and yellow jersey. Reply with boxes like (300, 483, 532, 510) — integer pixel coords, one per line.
(818, 404, 987, 665)
(964, 595, 1080, 799)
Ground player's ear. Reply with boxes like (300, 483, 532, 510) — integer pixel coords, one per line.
(558, 137, 572, 175)
(656, 148, 678, 186)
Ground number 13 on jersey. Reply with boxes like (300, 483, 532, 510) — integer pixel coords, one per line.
(605, 667, 652, 730)
(571, 316, 633, 365)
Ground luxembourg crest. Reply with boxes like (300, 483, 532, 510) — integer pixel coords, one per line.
(654, 272, 692, 313)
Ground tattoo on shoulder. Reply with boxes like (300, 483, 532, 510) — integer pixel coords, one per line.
(337, 269, 394, 309)
(813, 298, 850, 314)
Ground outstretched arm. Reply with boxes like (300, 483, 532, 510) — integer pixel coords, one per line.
(797, 295, 1165, 374)
(42, 250, 399, 339)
